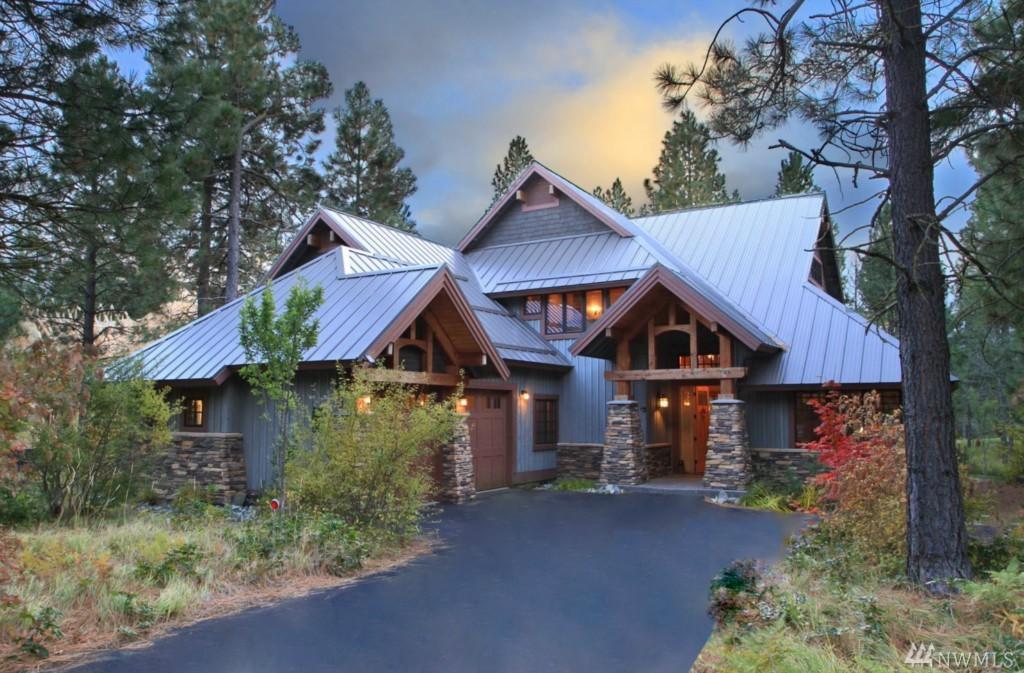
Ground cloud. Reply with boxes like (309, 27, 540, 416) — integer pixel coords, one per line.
(277, 0, 975, 246)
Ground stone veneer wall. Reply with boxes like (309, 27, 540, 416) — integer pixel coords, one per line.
(643, 444, 672, 479)
(703, 399, 752, 491)
(154, 432, 247, 505)
(439, 413, 475, 503)
(751, 448, 824, 485)
(600, 401, 647, 485)
(556, 443, 604, 480)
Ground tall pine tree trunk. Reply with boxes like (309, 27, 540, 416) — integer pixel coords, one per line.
(225, 143, 242, 303)
(82, 242, 98, 349)
(196, 175, 215, 315)
(881, 0, 970, 590)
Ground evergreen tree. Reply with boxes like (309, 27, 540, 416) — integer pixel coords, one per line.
(593, 178, 635, 216)
(774, 151, 817, 195)
(147, 0, 331, 308)
(490, 135, 534, 203)
(643, 109, 737, 213)
(0, 1, 154, 301)
(36, 58, 191, 347)
(855, 206, 899, 334)
(323, 82, 417, 231)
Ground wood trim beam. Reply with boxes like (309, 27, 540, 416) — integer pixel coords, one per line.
(605, 367, 747, 382)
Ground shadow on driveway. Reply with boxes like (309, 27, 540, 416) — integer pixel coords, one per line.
(69, 490, 799, 673)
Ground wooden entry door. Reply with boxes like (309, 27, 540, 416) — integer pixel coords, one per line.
(677, 385, 715, 474)
(693, 387, 712, 474)
(467, 391, 509, 491)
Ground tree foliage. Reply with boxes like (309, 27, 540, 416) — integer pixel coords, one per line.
(324, 82, 417, 231)
(238, 280, 324, 502)
(644, 108, 736, 213)
(0, 0, 154, 293)
(147, 0, 331, 307)
(592, 178, 635, 216)
(774, 151, 816, 196)
(855, 206, 899, 335)
(490, 135, 534, 204)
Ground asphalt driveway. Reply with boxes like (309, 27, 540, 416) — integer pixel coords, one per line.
(69, 490, 798, 673)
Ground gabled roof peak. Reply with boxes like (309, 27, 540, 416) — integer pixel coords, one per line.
(457, 160, 635, 251)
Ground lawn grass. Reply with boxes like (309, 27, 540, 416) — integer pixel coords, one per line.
(0, 508, 425, 670)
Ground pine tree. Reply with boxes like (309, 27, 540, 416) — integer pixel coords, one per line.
(36, 58, 191, 347)
(593, 178, 635, 216)
(774, 151, 817, 195)
(323, 82, 417, 231)
(855, 206, 898, 334)
(643, 109, 737, 213)
(490, 135, 534, 203)
(147, 0, 331, 308)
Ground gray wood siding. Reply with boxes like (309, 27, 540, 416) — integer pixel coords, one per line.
(472, 195, 610, 248)
(743, 390, 794, 448)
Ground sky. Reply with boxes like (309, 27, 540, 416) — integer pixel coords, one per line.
(266, 1, 975, 246)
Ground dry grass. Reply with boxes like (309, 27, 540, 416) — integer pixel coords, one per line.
(0, 513, 431, 673)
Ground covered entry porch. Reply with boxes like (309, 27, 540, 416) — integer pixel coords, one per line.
(571, 265, 780, 490)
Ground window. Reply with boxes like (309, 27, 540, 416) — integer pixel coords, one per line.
(793, 389, 901, 445)
(534, 396, 558, 449)
(540, 287, 627, 335)
(182, 395, 206, 429)
(523, 295, 542, 317)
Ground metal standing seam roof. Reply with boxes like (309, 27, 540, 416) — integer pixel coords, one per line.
(319, 209, 570, 369)
(630, 194, 902, 385)
(129, 254, 451, 382)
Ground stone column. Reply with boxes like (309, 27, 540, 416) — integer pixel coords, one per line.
(600, 400, 647, 485)
(439, 412, 475, 503)
(702, 398, 752, 491)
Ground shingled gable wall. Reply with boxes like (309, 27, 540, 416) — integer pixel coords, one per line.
(471, 178, 611, 248)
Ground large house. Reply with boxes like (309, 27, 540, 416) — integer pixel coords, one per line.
(131, 162, 901, 503)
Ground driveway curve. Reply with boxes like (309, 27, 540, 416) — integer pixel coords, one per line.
(69, 490, 797, 673)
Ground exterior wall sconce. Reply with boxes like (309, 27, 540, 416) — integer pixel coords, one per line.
(458, 397, 469, 409)
(361, 395, 372, 406)
(657, 394, 669, 409)
(683, 393, 692, 407)
(520, 389, 530, 401)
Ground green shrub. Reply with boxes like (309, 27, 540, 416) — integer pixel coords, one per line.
(287, 368, 458, 542)
(740, 481, 794, 512)
(14, 342, 175, 520)
(135, 543, 204, 586)
(171, 484, 226, 522)
(14, 605, 63, 659)
(550, 478, 596, 492)
(0, 485, 46, 526)
(708, 560, 778, 627)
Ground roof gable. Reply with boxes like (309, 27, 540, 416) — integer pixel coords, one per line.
(266, 208, 364, 280)
(571, 264, 781, 357)
(457, 161, 635, 252)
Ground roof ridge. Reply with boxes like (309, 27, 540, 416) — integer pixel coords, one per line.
(466, 229, 622, 252)
(630, 191, 825, 220)
(321, 205, 458, 253)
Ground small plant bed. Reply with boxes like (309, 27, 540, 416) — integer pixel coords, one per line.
(536, 478, 622, 494)
(0, 502, 430, 671)
(738, 480, 820, 513)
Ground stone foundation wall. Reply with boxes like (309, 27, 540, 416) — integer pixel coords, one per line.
(153, 432, 247, 505)
(556, 443, 603, 481)
(643, 444, 672, 479)
(751, 448, 824, 485)
(703, 399, 752, 491)
(600, 401, 647, 485)
(439, 413, 475, 503)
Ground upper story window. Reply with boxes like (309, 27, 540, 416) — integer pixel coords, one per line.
(523, 287, 627, 335)
(182, 395, 206, 429)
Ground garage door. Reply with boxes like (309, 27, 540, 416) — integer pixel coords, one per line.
(467, 391, 509, 491)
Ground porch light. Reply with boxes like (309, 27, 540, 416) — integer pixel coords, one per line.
(458, 396, 469, 408)
(657, 394, 669, 409)
(683, 393, 692, 407)
(520, 389, 530, 401)
(361, 395, 372, 406)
